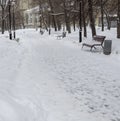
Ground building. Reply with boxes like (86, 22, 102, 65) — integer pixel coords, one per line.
(23, 2, 48, 28)
(17, 0, 33, 28)
(24, 6, 40, 28)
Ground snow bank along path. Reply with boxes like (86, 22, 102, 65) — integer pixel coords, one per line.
(0, 29, 120, 121)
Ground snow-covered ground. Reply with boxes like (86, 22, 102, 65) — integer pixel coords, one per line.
(0, 28, 120, 121)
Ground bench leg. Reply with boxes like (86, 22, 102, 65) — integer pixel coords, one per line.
(94, 46, 97, 49)
(82, 44, 84, 49)
(90, 47, 93, 51)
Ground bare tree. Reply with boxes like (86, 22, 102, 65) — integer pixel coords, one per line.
(117, 0, 120, 38)
(100, 0, 104, 31)
(0, 0, 7, 34)
(88, 0, 96, 36)
(82, 0, 87, 37)
(15, 0, 119, 38)
(48, 0, 57, 31)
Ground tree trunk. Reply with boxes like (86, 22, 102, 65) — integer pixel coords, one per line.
(101, 0, 104, 31)
(56, 18, 61, 31)
(8, 1, 12, 40)
(48, 0, 57, 31)
(63, 1, 71, 33)
(117, 23, 120, 38)
(73, 1, 76, 31)
(79, 0, 82, 42)
(82, 0, 87, 37)
(88, 0, 96, 37)
(12, 5, 16, 39)
(2, 7, 5, 34)
(104, 8, 111, 30)
(117, 0, 120, 38)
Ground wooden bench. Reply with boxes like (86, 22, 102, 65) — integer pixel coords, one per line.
(57, 32, 66, 39)
(82, 35, 106, 51)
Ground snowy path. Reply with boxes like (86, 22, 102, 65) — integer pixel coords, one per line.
(0, 29, 120, 121)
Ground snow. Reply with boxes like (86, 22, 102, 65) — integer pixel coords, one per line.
(0, 27, 120, 121)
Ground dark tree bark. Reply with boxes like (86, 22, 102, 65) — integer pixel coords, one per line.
(82, 0, 87, 37)
(117, 0, 120, 38)
(48, 0, 57, 31)
(1, 7, 5, 34)
(0, 0, 7, 34)
(73, 15, 76, 31)
(78, 0, 82, 42)
(56, 18, 61, 31)
(104, 8, 111, 30)
(73, 1, 77, 31)
(63, 1, 71, 33)
(88, 0, 96, 37)
(8, 0, 12, 40)
(101, 0, 104, 31)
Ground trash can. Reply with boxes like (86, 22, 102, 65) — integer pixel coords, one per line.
(103, 40, 112, 55)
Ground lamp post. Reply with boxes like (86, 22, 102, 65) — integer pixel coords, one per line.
(79, 0, 82, 43)
(0, 0, 7, 34)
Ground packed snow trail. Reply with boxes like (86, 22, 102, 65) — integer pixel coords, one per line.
(0, 29, 120, 121)
(12, 30, 98, 121)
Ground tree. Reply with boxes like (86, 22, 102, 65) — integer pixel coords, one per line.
(88, 0, 96, 36)
(117, 0, 120, 38)
(100, 0, 104, 31)
(0, 0, 7, 34)
(61, 0, 71, 33)
(15, 0, 119, 38)
(48, 0, 57, 31)
(82, 0, 87, 37)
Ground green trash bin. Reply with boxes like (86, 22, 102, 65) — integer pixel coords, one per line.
(103, 40, 112, 55)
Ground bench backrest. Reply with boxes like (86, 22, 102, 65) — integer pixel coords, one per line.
(93, 35, 106, 45)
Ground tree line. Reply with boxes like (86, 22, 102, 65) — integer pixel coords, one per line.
(0, 0, 120, 38)
(30, 0, 120, 38)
